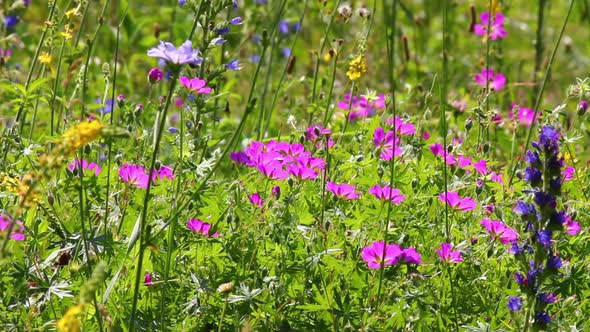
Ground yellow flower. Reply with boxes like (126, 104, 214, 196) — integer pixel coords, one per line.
(65, 8, 78, 20)
(56, 304, 84, 332)
(39, 52, 52, 64)
(61, 120, 103, 152)
(61, 26, 73, 40)
(346, 55, 366, 81)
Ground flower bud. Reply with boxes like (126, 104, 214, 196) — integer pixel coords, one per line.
(148, 68, 163, 84)
(577, 100, 588, 116)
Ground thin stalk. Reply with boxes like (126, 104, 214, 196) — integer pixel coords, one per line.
(533, 0, 547, 106)
(50, 39, 67, 137)
(263, 0, 309, 134)
(308, 0, 342, 126)
(509, 0, 574, 186)
(129, 72, 179, 331)
(440, 2, 459, 330)
(375, 0, 396, 309)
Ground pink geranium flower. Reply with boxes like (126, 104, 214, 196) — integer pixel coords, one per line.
(474, 12, 507, 40)
(439, 191, 477, 211)
(562, 166, 575, 182)
(179, 76, 212, 94)
(509, 103, 537, 128)
(326, 181, 361, 200)
(386, 117, 416, 136)
(248, 193, 264, 208)
(480, 218, 519, 244)
(563, 215, 581, 236)
(0, 214, 25, 241)
(475, 69, 506, 90)
(144, 272, 154, 286)
(368, 185, 405, 204)
(119, 163, 150, 189)
(186, 218, 220, 237)
(360, 241, 403, 269)
(67, 159, 101, 176)
(436, 243, 463, 264)
(400, 248, 422, 264)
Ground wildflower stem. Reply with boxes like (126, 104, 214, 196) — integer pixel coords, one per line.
(376, 0, 397, 310)
(509, 0, 574, 186)
(129, 71, 179, 331)
(309, 0, 342, 126)
(533, 0, 547, 106)
(50, 39, 67, 137)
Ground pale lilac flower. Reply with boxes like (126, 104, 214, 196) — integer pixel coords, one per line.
(326, 181, 361, 200)
(248, 193, 264, 208)
(179, 76, 212, 94)
(147, 40, 202, 65)
(439, 191, 477, 211)
(436, 243, 463, 263)
(451, 99, 467, 112)
(474, 12, 507, 40)
(187, 218, 220, 237)
(360, 241, 403, 269)
(119, 163, 149, 189)
(368, 185, 405, 204)
(474, 69, 506, 90)
(67, 159, 101, 176)
(480, 218, 519, 244)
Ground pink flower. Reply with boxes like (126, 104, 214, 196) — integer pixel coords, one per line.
(386, 117, 416, 136)
(154, 165, 175, 181)
(400, 248, 422, 264)
(179, 76, 212, 94)
(305, 124, 334, 148)
(0, 214, 25, 241)
(509, 103, 536, 128)
(480, 218, 519, 244)
(337, 93, 386, 121)
(186, 218, 220, 237)
(119, 163, 150, 189)
(360, 241, 403, 269)
(144, 272, 154, 286)
(473, 159, 488, 175)
(563, 215, 581, 236)
(248, 193, 264, 208)
(439, 191, 477, 211)
(430, 143, 443, 156)
(474, 69, 506, 90)
(562, 166, 575, 182)
(67, 159, 101, 176)
(373, 128, 403, 161)
(451, 100, 467, 112)
(326, 181, 361, 200)
(474, 12, 507, 40)
(368, 185, 405, 204)
(436, 243, 463, 264)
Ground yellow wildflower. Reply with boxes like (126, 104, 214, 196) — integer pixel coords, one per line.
(346, 55, 366, 81)
(60, 25, 73, 40)
(61, 120, 103, 152)
(65, 8, 78, 20)
(39, 52, 52, 64)
(56, 304, 84, 332)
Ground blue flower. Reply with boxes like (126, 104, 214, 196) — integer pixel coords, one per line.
(536, 230, 552, 247)
(538, 292, 557, 304)
(523, 167, 542, 184)
(5, 16, 19, 29)
(524, 150, 540, 165)
(278, 20, 290, 35)
(229, 17, 243, 25)
(507, 296, 522, 311)
(547, 254, 562, 270)
(225, 59, 242, 71)
(178, 0, 186, 5)
(534, 311, 552, 324)
(514, 200, 536, 216)
(147, 40, 202, 65)
(281, 47, 291, 58)
(216, 27, 230, 35)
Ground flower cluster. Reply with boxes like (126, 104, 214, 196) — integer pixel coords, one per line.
(429, 144, 504, 184)
(361, 241, 422, 269)
(507, 126, 580, 327)
(231, 141, 326, 180)
(337, 93, 385, 121)
(346, 55, 367, 81)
